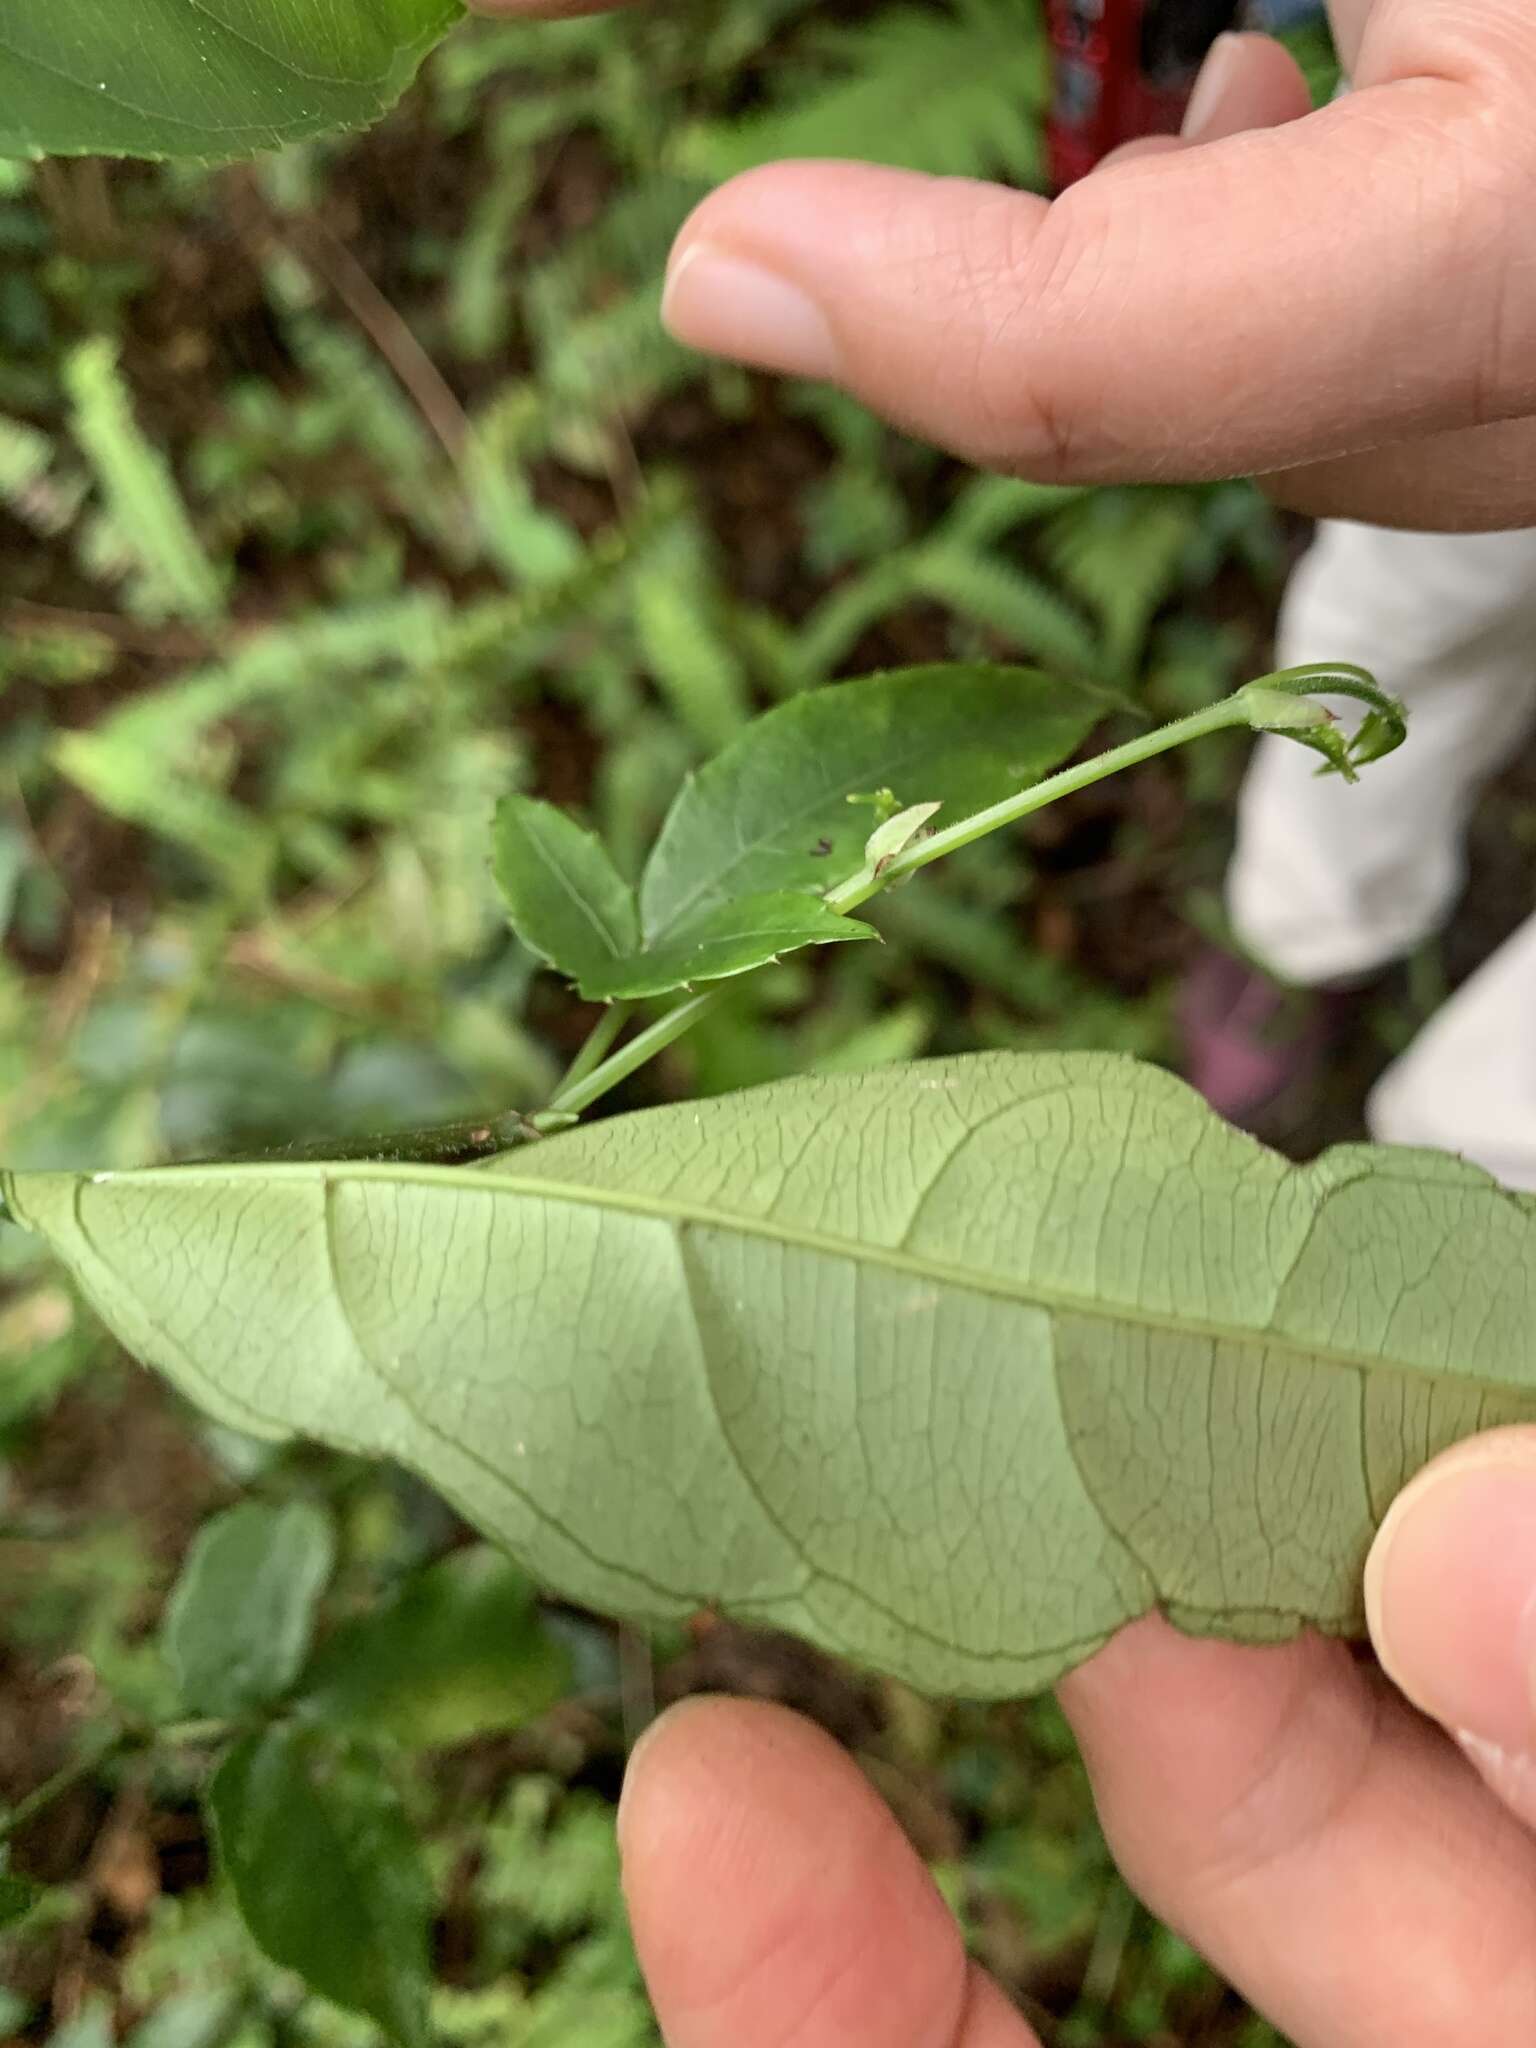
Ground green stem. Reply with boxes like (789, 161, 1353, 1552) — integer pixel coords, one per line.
(0, 1729, 123, 1845)
(552, 1003, 631, 1103)
(827, 695, 1251, 913)
(540, 668, 1392, 1121)
(156, 1716, 238, 1747)
(549, 993, 717, 1117)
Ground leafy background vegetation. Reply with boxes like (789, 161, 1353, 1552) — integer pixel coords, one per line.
(3, 3, 1533, 2043)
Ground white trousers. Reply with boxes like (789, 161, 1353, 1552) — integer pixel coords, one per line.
(1226, 520, 1536, 1190)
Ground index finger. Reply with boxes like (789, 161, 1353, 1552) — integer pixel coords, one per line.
(1058, 1617, 1536, 2046)
(618, 1696, 1039, 2048)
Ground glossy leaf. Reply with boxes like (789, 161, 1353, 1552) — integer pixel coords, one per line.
(491, 797, 638, 985)
(576, 892, 875, 1000)
(209, 1725, 432, 2048)
(10, 1053, 1534, 1699)
(637, 664, 1105, 944)
(163, 1501, 334, 1717)
(298, 1546, 572, 1746)
(0, 0, 462, 163)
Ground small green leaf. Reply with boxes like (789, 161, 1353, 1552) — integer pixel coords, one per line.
(501, 667, 1104, 1003)
(299, 1547, 572, 1747)
(64, 342, 226, 623)
(0, 0, 463, 164)
(163, 1502, 334, 1718)
(491, 796, 639, 986)
(1237, 664, 1407, 783)
(577, 893, 875, 1000)
(638, 664, 1106, 945)
(209, 1725, 432, 2048)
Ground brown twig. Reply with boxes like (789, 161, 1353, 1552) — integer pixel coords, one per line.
(228, 171, 471, 467)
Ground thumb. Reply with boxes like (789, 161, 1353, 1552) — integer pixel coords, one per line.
(1365, 1429, 1536, 1831)
(662, 2, 1536, 484)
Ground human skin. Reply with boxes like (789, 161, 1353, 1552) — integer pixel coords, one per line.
(465, 1, 1536, 2036)
(610, 1434, 1536, 2048)
(473, 0, 1536, 529)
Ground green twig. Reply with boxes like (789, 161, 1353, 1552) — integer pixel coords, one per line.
(541, 665, 1401, 1121)
(0, 1712, 239, 1846)
(551, 1003, 632, 1104)
(826, 696, 1253, 913)
(548, 992, 717, 1118)
(0, 1729, 122, 1846)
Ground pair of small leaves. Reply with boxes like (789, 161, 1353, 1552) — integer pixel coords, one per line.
(0, 0, 461, 162)
(161, 1506, 570, 2047)
(492, 796, 875, 1000)
(492, 664, 1107, 1000)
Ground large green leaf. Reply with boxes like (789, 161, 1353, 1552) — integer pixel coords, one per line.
(0, 0, 462, 163)
(9, 1053, 1534, 1698)
(637, 664, 1105, 945)
(163, 1500, 334, 1716)
(209, 1725, 433, 2048)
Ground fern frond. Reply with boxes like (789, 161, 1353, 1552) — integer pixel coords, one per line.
(793, 558, 922, 682)
(908, 543, 1101, 675)
(630, 527, 751, 751)
(1036, 488, 1200, 677)
(462, 385, 583, 589)
(446, 152, 539, 362)
(679, 0, 1048, 184)
(63, 340, 226, 624)
(938, 474, 1093, 549)
(0, 413, 86, 539)
(53, 730, 271, 885)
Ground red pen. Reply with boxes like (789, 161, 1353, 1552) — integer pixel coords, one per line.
(1045, 0, 1244, 189)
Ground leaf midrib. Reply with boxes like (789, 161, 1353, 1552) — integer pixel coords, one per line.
(51, 1158, 1515, 1398)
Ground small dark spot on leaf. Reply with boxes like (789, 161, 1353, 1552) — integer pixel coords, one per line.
(811, 837, 833, 857)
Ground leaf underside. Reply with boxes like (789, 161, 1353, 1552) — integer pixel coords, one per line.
(0, 0, 462, 163)
(9, 1052, 1535, 1699)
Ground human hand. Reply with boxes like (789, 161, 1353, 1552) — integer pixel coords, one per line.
(617, 1427, 1536, 2047)
(468, 0, 1536, 530)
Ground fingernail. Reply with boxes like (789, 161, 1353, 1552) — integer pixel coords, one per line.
(616, 1694, 717, 1853)
(1365, 1437, 1536, 1759)
(662, 242, 840, 381)
(1181, 33, 1242, 142)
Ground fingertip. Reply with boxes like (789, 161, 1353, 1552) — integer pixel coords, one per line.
(1364, 1427, 1536, 1760)
(618, 1695, 971, 2048)
(616, 1691, 732, 1854)
(1181, 30, 1314, 143)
